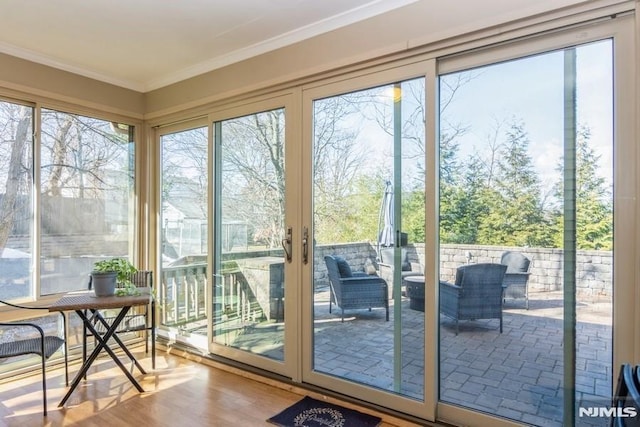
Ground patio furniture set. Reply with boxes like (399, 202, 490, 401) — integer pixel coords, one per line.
(324, 250, 532, 334)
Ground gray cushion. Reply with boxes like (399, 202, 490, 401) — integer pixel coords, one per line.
(364, 258, 377, 275)
(333, 256, 352, 277)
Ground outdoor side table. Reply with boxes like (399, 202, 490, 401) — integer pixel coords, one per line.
(49, 288, 152, 407)
(404, 275, 426, 311)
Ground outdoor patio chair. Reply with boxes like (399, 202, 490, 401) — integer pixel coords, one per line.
(500, 251, 531, 309)
(0, 299, 68, 416)
(324, 255, 389, 322)
(84, 270, 156, 368)
(378, 247, 422, 299)
(439, 263, 507, 335)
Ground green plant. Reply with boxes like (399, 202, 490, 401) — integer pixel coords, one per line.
(93, 258, 139, 295)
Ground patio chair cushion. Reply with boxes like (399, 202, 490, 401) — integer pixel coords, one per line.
(364, 258, 377, 275)
(334, 256, 353, 277)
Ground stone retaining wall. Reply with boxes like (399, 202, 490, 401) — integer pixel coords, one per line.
(315, 242, 613, 298)
(438, 244, 612, 298)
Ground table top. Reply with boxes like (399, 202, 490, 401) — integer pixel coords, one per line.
(48, 287, 152, 312)
(403, 275, 425, 284)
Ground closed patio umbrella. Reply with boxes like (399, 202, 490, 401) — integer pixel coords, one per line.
(378, 180, 395, 250)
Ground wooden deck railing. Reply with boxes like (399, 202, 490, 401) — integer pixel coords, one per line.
(158, 263, 208, 326)
(158, 262, 264, 328)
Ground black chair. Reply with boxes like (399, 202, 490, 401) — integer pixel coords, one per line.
(500, 251, 531, 309)
(439, 263, 507, 335)
(0, 299, 68, 416)
(84, 270, 155, 368)
(324, 255, 389, 322)
(611, 364, 640, 426)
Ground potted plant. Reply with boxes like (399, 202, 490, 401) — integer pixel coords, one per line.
(91, 258, 138, 297)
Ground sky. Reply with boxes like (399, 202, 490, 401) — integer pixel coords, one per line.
(440, 39, 613, 196)
(325, 38, 613, 202)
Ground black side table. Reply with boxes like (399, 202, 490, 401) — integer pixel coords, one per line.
(403, 275, 425, 311)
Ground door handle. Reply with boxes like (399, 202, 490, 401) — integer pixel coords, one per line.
(281, 227, 292, 263)
(302, 227, 309, 264)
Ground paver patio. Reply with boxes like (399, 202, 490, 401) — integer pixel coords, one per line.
(222, 286, 612, 426)
(310, 289, 612, 426)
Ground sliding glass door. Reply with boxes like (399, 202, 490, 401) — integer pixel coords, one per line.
(437, 35, 621, 426)
(156, 98, 296, 375)
(207, 95, 298, 377)
(211, 107, 287, 363)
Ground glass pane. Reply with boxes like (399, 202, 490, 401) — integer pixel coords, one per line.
(40, 109, 135, 295)
(0, 102, 33, 300)
(159, 127, 208, 332)
(312, 79, 425, 399)
(438, 40, 612, 426)
(213, 108, 286, 361)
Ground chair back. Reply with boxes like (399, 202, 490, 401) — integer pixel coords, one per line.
(324, 255, 342, 287)
(127, 270, 153, 289)
(500, 251, 531, 274)
(455, 263, 507, 301)
(379, 248, 411, 271)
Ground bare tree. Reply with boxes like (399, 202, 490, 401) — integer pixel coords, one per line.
(0, 103, 31, 254)
(221, 109, 286, 249)
(42, 114, 72, 196)
(215, 97, 370, 248)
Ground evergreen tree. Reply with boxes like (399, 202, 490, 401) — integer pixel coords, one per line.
(473, 120, 553, 247)
(441, 154, 490, 244)
(552, 126, 612, 250)
(403, 189, 426, 243)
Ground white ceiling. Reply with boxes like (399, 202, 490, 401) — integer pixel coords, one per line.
(0, 0, 593, 93)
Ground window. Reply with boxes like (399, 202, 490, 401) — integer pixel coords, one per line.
(0, 102, 136, 299)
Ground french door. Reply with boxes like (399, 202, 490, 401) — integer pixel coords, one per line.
(301, 62, 434, 420)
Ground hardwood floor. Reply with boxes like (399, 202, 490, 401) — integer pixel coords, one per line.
(0, 348, 427, 426)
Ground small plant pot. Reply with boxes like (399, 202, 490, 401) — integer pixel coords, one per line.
(91, 271, 117, 297)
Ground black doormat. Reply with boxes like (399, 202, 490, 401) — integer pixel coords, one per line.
(268, 396, 382, 427)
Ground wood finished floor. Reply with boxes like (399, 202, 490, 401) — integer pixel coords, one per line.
(0, 349, 426, 426)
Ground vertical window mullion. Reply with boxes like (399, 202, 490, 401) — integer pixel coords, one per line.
(563, 47, 577, 426)
(33, 104, 42, 299)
